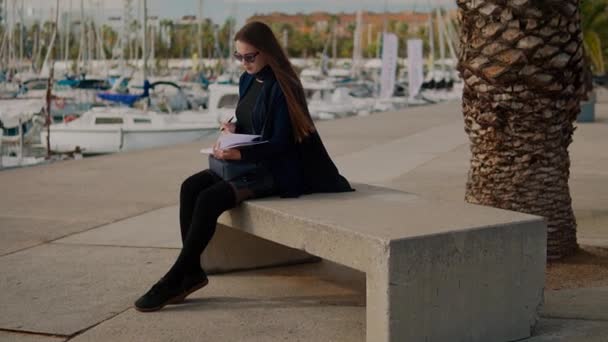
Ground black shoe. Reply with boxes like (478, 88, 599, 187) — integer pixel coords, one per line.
(172, 270, 209, 304)
(134, 277, 184, 312)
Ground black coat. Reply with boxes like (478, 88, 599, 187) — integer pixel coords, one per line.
(237, 67, 354, 197)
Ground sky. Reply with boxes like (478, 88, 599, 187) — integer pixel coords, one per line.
(12, 0, 456, 27)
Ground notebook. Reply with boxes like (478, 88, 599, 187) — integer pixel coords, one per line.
(200, 133, 268, 154)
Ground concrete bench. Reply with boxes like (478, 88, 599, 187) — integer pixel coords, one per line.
(203, 183, 546, 342)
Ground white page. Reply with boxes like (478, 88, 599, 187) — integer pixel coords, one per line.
(200, 133, 268, 154)
(217, 133, 265, 149)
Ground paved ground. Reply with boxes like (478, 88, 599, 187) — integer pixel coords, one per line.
(1, 96, 607, 341)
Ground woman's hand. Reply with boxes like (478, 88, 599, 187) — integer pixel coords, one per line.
(220, 122, 236, 134)
(212, 145, 241, 161)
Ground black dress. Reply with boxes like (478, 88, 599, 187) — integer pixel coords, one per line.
(235, 79, 263, 134)
(229, 79, 276, 197)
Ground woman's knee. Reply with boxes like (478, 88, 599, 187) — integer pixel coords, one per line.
(181, 170, 216, 196)
(180, 177, 196, 197)
(193, 182, 237, 212)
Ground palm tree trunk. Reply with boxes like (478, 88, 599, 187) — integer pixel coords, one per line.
(457, 0, 584, 259)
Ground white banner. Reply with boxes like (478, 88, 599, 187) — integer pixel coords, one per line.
(380, 33, 398, 99)
(407, 39, 424, 99)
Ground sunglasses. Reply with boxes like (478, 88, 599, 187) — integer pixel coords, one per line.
(233, 51, 260, 64)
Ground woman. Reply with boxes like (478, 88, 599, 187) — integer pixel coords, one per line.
(134, 21, 353, 312)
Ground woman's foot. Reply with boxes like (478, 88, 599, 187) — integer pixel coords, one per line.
(134, 271, 209, 312)
(134, 277, 184, 312)
(172, 270, 209, 304)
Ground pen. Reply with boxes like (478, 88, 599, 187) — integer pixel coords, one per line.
(220, 116, 235, 131)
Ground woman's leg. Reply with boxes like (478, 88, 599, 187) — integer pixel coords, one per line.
(170, 181, 263, 282)
(135, 176, 276, 312)
(167, 180, 237, 281)
(135, 180, 237, 312)
(179, 170, 222, 245)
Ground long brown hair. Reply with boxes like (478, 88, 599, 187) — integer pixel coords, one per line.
(234, 21, 315, 142)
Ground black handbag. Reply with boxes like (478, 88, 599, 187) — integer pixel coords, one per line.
(208, 155, 267, 181)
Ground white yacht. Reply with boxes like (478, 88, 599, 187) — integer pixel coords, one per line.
(303, 81, 352, 120)
(40, 107, 217, 155)
(205, 83, 239, 122)
(0, 99, 45, 145)
(39, 82, 241, 155)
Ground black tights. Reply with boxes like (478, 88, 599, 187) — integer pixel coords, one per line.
(164, 170, 255, 284)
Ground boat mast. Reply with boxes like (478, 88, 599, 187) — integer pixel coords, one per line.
(76, 0, 85, 75)
(438, 6, 458, 67)
(427, 7, 435, 81)
(197, 0, 204, 68)
(88, 18, 94, 71)
(34, 16, 43, 73)
(331, 22, 337, 67)
(0, 1, 6, 72)
(122, 0, 134, 74)
(149, 17, 155, 75)
(94, 0, 109, 77)
(213, 26, 220, 59)
(227, 0, 236, 74)
(8, 0, 14, 74)
(18, 0, 22, 69)
(382, 0, 388, 33)
(64, 0, 72, 64)
(436, 7, 446, 83)
(45, 0, 60, 158)
(142, 0, 147, 82)
(352, 9, 363, 78)
(40, 0, 60, 77)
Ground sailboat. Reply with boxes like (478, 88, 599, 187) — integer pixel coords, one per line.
(0, 102, 46, 169)
(0, 99, 45, 145)
(40, 80, 237, 155)
(40, 0, 220, 155)
(40, 106, 216, 154)
(419, 7, 462, 102)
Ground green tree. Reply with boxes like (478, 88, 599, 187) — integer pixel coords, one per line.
(338, 38, 353, 58)
(394, 22, 409, 57)
(365, 42, 378, 58)
(581, 0, 608, 75)
(218, 17, 236, 57)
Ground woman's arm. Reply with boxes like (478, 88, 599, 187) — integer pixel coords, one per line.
(239, 90, 294, 162)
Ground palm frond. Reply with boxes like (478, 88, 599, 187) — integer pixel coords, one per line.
(584, 30, 605, 74)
